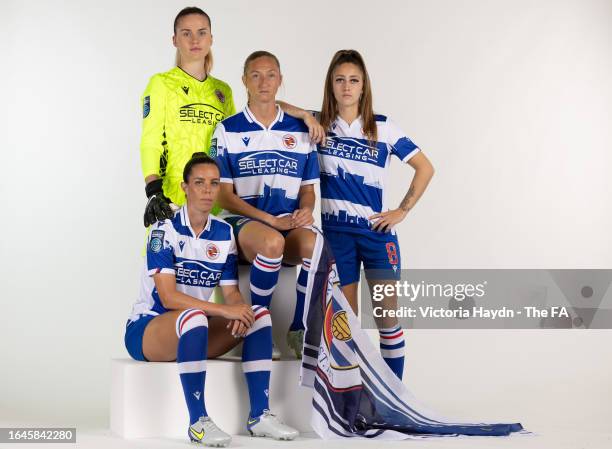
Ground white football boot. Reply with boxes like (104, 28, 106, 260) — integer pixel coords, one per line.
(188, 416, 231, 447)
(247, 410, 299, 440)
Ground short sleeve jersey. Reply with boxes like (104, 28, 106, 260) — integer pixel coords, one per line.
(212, 106, 319, 217)
(128, 207, 238, 320)
(318, 115, 420, 234)
(140, 67, 235, 205)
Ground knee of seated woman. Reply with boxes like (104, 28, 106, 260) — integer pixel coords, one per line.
(288, 227, 315, 254)
(300, 232, 316, 256)
(260, 231, 285, 258)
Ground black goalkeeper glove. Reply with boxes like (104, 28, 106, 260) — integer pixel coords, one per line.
(144, 179, 174, 227)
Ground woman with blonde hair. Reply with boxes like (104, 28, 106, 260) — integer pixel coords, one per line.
(213, 51, 320, 359)
(139, 7, 324, 228)
(140, 7, 235, 227)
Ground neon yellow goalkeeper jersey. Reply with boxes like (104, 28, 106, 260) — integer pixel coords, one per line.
(140, 67, 235, 205)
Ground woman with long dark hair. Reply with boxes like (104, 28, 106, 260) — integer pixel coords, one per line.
(125, 154, 298, 446)
(317, 49, 434, 380)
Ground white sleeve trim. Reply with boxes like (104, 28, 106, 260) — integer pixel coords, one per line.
(220, 177, 234, 184)
(219, 280, 238, 285)
(300, 178, 320, 186)
(147, 268, 175, 277)
(401, 147, 421, 163)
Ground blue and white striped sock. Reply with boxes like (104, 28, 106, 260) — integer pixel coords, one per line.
(176, 309, 209, 425)
(242, 305, 273, 418)
(290, 258, 310, 331)
(250, 254, 282, 307)
(379, 324, 405, 380)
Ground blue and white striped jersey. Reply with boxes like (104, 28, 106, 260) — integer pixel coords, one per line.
(129, 206, 238, 320)
(212, 106, 319, 217)
(318, 115, 420, 234)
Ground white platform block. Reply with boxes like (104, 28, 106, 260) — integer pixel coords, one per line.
(111, 358, 312, 438)
(237, 265, 299, 359)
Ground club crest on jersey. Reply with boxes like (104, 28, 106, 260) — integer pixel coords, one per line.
(283, 134, 297, 149)
(215, 89, 226, 104)
(150, 230, 165, 253)
(206, 243, 220, 260)
(182, 86, 189, 95)
(143, 96, 150, 118)
(242, 136, 251, 147)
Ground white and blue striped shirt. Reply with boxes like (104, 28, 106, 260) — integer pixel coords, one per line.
(129, 207, 238, 320)
(212, 106, 319, 218)
(318, 115, 420, 234)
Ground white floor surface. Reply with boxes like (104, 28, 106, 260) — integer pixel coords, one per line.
(0, 426, 610, 449)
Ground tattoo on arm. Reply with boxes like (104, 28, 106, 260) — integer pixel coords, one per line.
(399, 186, 416, 212)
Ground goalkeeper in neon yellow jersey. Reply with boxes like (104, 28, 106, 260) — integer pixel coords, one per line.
(141, 7, 235, 226)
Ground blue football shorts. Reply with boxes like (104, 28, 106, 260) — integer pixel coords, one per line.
(325, 229, 401, 286)
(124, 314, 156, 361)
(224, 215, 292, 242)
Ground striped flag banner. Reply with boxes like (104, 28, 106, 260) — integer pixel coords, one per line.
(299, 229, 526, 439)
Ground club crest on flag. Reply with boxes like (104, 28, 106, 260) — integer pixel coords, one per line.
(331, 311, 351, 341)
(322, 299, 358, 372)
(300, 229, 525, 440)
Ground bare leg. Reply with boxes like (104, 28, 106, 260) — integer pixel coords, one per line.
(341, 282, 359, 315)
(142, 310, 182, 361)
(142, 311, 243, 361)
(366, 278, 399, 329)
(236, 221, 284, 262)
(283, 227, 315, 264)
(207, 316, 244, 358)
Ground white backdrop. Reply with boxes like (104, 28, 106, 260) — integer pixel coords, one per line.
(1, 0, 611, 432)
